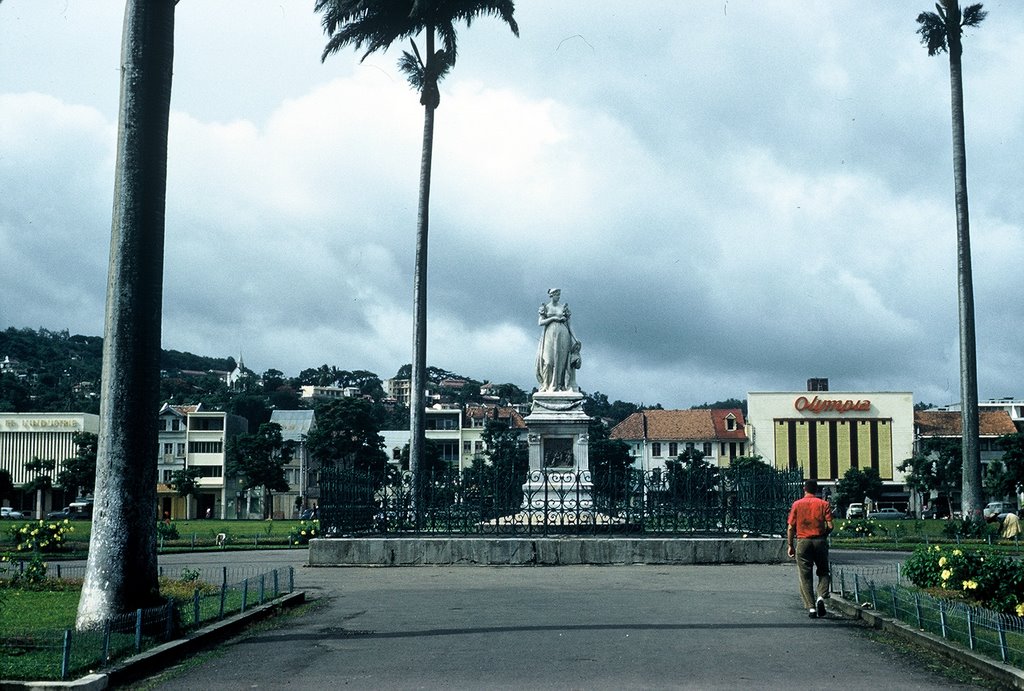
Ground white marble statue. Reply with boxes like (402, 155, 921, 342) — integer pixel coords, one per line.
(535, 288, 582, 392)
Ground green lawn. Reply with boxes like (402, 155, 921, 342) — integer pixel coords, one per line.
(1, 518, 312, 555)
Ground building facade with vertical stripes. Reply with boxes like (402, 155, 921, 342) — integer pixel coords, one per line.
(746, 391, 913, 488)
(0, 412, 100, 515)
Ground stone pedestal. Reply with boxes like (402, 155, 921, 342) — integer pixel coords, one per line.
(522, 391, 592, 511)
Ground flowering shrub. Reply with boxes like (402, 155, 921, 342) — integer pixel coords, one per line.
(6, 519, 74, 553)
(1, 551, 49, 587)
(903, 545, 1024, 615)
(834, 519, 884, 538)
(288, 520, 320, 545)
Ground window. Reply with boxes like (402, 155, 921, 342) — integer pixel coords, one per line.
(439, 441, 459, 461)
(194, 466, 222, 478)
(189, 417, 223, 431)
(463, 441, 472, 454)
(703, 442, 712, 456)
(188, 441, 223, 454)
(726, 415, 737, 431)
(161, 469, 173, 482)
(651, 442, 662, 457)
(159, 419, 167, 431)
(176, 443, 186, 457)
(171, 419, 181, 431)
(475, 441, 484, 452)
(163, 443, 173, 455)
(668, 442, 678, 457)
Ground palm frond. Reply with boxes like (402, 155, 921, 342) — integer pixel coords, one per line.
(916, 10, 949, 55)
(961, 4, 987, 28)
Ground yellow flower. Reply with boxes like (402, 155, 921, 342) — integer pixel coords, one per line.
(941, 569, 952, 581)
(953, 549, 962, 556)
(938, 557, 947, 567)
(1016, 603, 1024, 617)
(300, 530, 307, 536)
(963, 580, 978, 590)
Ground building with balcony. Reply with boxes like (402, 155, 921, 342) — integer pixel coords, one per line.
(155, 403, 248, 519)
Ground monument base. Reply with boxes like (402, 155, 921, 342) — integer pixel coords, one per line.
(522, 470, 593, 511)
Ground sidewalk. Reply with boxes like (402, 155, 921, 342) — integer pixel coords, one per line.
(145, 561, 990, 690)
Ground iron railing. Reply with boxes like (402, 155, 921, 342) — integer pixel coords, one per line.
(0, 565, 295, 681)
(319, 465, 803, 537)
(833, 563, 1024, 669)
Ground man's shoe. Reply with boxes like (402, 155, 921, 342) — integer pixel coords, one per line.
(808, 608, 818, 618)
(816, 597, 827, 618)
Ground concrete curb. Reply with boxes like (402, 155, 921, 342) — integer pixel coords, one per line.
(0, 591, 305, 691)
(830, 594, 1024, 690)
(309, 536, 788, 566)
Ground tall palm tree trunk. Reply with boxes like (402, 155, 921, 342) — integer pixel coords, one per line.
(409, 29, 436, 519)
(946, 5, 981, 517)
(77, 0, 175, 629)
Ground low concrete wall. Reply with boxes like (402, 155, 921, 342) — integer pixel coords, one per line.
(308, 536, 788, 566)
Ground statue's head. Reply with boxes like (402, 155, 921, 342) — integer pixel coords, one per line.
(547, 288, 561, 299)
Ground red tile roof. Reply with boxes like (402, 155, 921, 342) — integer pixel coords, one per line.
(610, 409, 747, 441)
(464, 405, 527, 429)
(915, 410, 1017, 437)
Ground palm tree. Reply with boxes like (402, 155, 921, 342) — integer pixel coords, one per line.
(916, 1, 986, 517)
(315, 0, 518, 509)
(77, 0, 176, 629)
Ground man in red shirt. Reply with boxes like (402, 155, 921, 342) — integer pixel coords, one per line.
(787, 479, 833, 618)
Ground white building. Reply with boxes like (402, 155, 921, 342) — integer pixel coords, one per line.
(0, 412, 100, 516)
(155, 404, 248, 519)
(610, 408, 749, 471)
(931, 398, 1024, 432)
(381, 405, 527, 472)
(746, 387, 915, 492)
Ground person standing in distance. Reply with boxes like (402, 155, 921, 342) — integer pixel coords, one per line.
(787, 479, 833, 618)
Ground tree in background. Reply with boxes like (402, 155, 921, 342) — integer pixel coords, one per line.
(480, 414, 528, 512)
(588, 417, 633, 508)
(666, 447, 718, 504)
(169, 467, 203, 518)
(899, 439, 963, 516)
(833, 467, 884, 513)
(55, 432, 98, 499)
(916, 1, 986, 515)
(305, 398, 388, 478)
(0, 470, 14, 507)
(583, 392, 644, 426)
(315, 0, 519, 509)
(982, 433, 1024, 503)
(228, 422, 293, 519)
(78, 0, 176, 629)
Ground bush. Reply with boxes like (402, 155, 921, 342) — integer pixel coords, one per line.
(288, 520, 320, 545)
(902, 544, 1024, 615)
(157, 521, 180, 540)
(6, 519, 74, 553)
(834, 519, 885, 538)
(941, 515, 996, 539)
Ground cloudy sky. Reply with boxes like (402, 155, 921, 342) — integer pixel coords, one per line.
(2, 1, 1023, 409)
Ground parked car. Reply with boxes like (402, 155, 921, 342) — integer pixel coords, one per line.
(1, 506, 24, 519)
(845, 503, 864, 519)
(299, 507, 318, 520)
(46, 499, 93, 521)
(867, 508, 906, 520)
(984, 501, 1012, 519)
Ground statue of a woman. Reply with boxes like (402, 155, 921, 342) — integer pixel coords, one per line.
(535, 288, 581, 392)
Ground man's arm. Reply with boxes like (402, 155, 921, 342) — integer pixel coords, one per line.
(787, 524, 796, 558)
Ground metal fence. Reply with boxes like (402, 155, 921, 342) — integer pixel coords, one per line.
(0, 565, 294, 681)
(832, 563, 1024, 669)
(319, 465, 803, 537)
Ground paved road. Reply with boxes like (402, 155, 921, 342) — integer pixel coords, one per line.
(139, 549, 989, 690)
